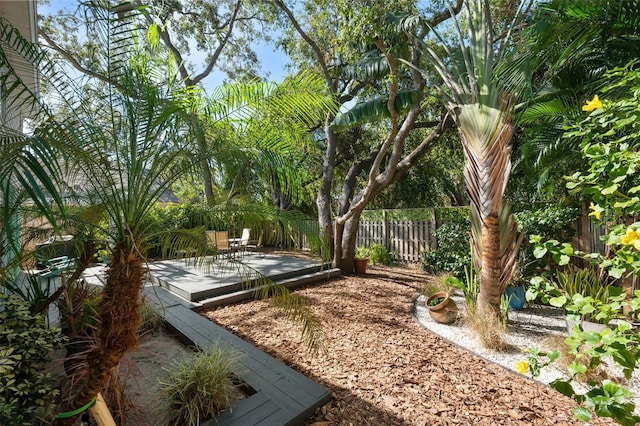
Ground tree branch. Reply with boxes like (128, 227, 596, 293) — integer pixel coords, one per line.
(38, 29, 116, 88)
(191, 0, 242, 85)
(273, 0, 333, 90)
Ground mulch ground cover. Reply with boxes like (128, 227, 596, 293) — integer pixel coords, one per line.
(202, 264, 614, 425)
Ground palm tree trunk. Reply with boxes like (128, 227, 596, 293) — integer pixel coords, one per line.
(477, 214, 503, 313)
(58, 243, 145, 424)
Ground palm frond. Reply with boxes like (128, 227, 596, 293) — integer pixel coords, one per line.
(332, 90, 418, 129)
(342, 49, 390, 81)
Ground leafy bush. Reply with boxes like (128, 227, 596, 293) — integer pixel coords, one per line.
(514, 205, 580, 281)
(0, 294, 66, 426)
(420, 219, 471, 278)
(554, 267, 615, 304)
(355, 246, 370, 259)
(523, 66, 640, 425)
(446, 265, 479, 314)
(514, 205, 579, 243)
(157, 345, 243, 426)
(368, 243, 395, 266)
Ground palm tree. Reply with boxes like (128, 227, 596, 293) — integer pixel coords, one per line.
(399, 0, 528, 313)
(1, 2, 334, 421)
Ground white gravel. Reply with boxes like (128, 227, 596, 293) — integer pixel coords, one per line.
(414, 294, 640, 411)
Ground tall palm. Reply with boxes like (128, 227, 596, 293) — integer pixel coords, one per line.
(401, 0, 527, 313)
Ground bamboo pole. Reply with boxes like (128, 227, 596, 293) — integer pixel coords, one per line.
(88, 393, 116, 426)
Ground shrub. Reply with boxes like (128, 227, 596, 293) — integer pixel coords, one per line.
(514, 205, 579, 280)
(157, 345, 243, 426)
(0, 294, 66, 426)
(355, 246, 370, 259)
(368, 243, 394, 266)
(420, 219, 471, 278)
(464, 308, 509, 352)
(421, 273, 454, 297)
(138, 302, 164, 335)
(553, 267, 615, 305)
(514, 205, 579, 243)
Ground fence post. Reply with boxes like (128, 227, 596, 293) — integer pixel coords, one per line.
(382, 210, 389, 249)
(429, 209, 437, 250)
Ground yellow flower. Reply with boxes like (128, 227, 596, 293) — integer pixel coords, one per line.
(588, 202, 602, 221)
(582, 95, 603, 112)
(621, 228, 639, 246)
(515, 360, 529, 374)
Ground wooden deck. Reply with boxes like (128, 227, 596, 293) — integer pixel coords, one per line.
(143, 285, 332, 426)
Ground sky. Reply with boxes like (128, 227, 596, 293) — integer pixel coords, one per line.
(37, 0, 292, 93)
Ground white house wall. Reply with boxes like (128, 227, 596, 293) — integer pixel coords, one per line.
(0, 0, 37, 131)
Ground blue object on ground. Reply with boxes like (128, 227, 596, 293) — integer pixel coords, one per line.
(505, 285, 526, 310)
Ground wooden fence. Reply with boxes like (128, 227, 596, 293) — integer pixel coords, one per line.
(356, 219, 437, 263)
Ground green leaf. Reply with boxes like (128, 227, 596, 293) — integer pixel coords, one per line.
(567, 362, 587, 376)
(549, 295, 567, 307)
(550, 379, 575, 397)
(560, 243, 574, 255)
(610, 267, 625, 279)
(533, 246, 547, 258)
(574, 406, 592, 422)
(601, 184, 619, 195)
(612, 349, 636, 370)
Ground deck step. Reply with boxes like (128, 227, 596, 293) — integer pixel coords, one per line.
(195, 268, 341, 310)
(147, 256, 334, 302)
(159, 301, 332, 426)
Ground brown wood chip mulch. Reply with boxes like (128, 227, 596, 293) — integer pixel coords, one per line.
(202, 264, 615, 425)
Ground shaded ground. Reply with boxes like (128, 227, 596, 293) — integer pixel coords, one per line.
(202, 264, 615, 426)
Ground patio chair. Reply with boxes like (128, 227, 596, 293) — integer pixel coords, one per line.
(244, 229, 264, 257)
(205, 230, 217, 253)
(234, 228, 252, 257)
(212, 230, 235, 259)
(33, 253, 77, 278)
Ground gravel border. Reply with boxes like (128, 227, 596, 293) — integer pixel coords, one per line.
(414, 294, 640, 411)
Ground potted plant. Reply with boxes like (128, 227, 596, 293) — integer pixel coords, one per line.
(426, 291, 459, 324)
(354, 247, 370, 274)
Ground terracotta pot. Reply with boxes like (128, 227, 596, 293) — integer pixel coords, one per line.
(354, 258, 369, 274)
(426, 291, 458, 324)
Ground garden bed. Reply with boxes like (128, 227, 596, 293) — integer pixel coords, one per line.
(203, 264, 618, 425)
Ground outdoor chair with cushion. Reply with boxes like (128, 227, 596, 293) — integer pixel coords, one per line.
(234, 228, 252, 257)
(212, 230, 236, 259)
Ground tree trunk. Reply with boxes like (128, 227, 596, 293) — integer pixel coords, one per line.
(477, 214, 503, 314)
(189, 114, 216, 205)
(317, 122, 338, 263)
(58, 243, 144, 424)
(335, 213, 362, 274)
(460, 120, 521, 315)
